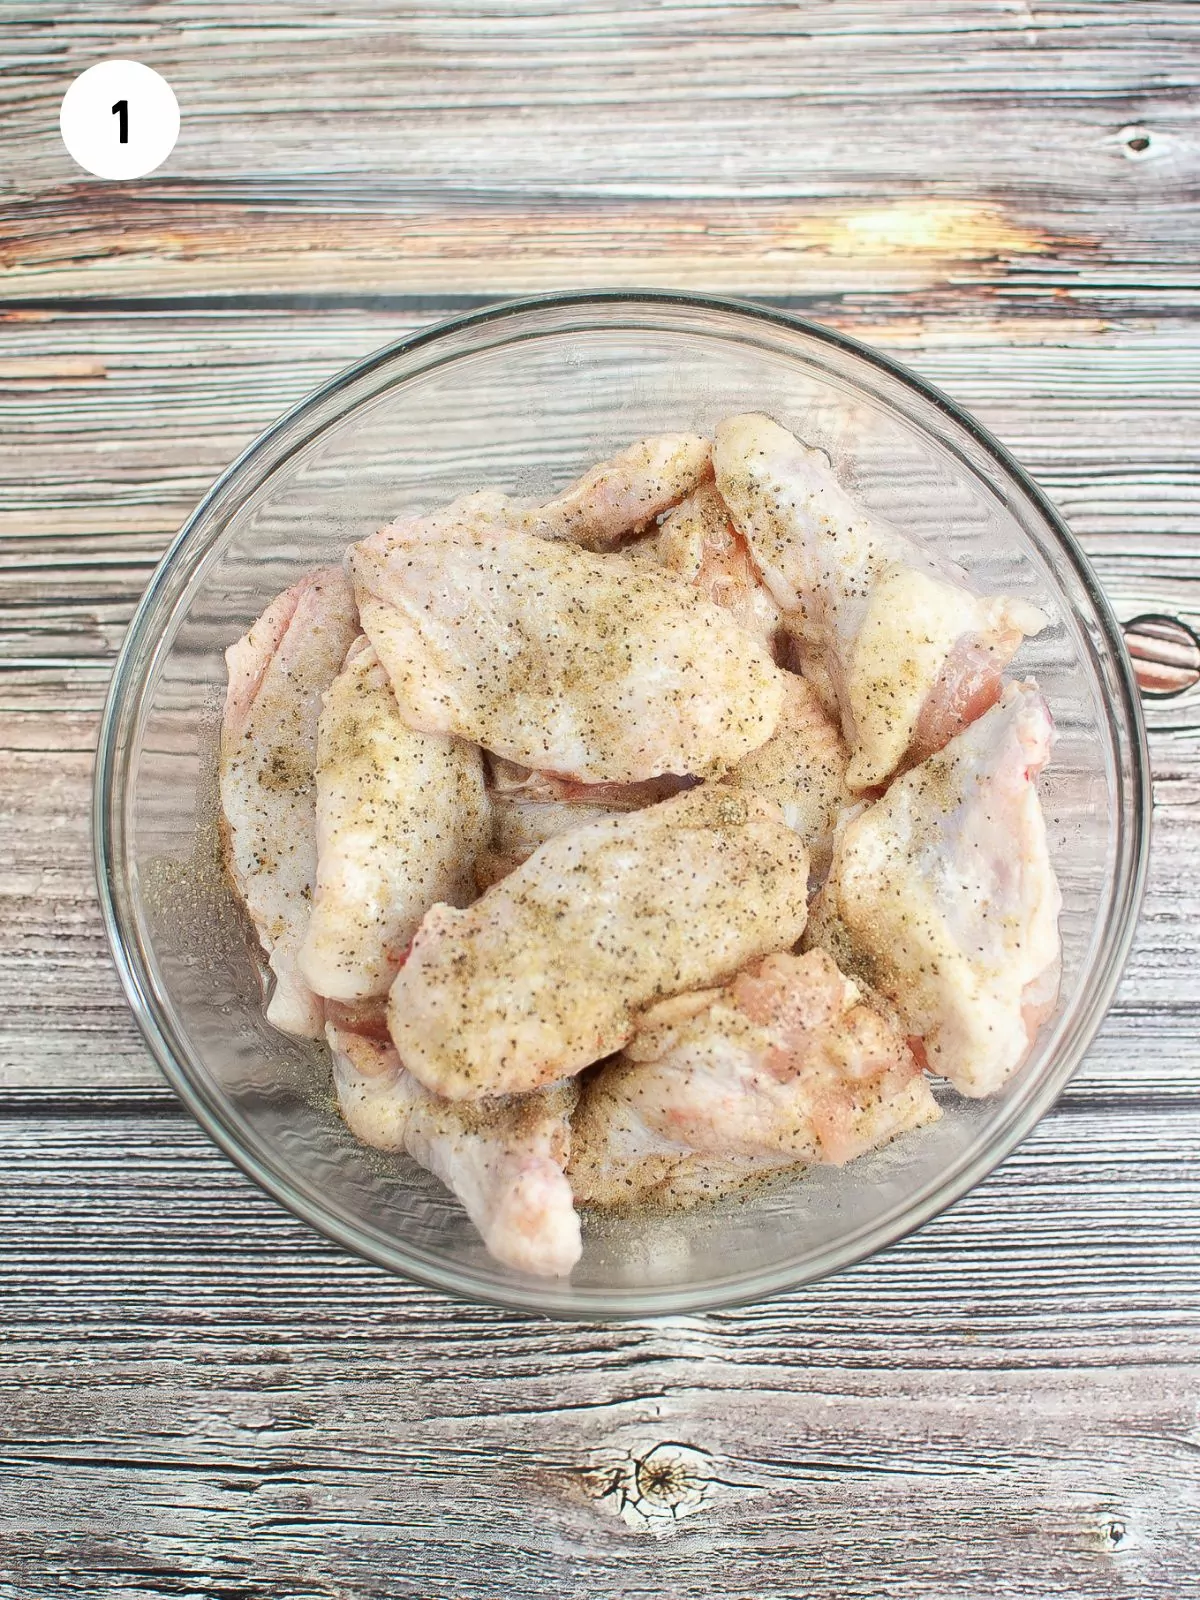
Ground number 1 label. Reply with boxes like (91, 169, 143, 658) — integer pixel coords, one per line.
(60, 60, 179, 179)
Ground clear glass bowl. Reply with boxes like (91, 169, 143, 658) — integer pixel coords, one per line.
(95, 291, 1151, 1318)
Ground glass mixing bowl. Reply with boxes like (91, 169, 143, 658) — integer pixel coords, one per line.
(95, 291, 1151, 1318)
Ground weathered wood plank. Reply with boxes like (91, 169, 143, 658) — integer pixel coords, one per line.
(5, 313, 1199, 543)
(2, 2, 1197, 300)
(4, 312, 1200, 634)
(2, 1106, 1196, 1347)
(1, 1380, 1195, 1599)
(1, 1109, 1198, 1598)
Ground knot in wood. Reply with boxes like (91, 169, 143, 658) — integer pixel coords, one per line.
(580, 1440, 715, 1529)
(1117, 125, 1154, 159)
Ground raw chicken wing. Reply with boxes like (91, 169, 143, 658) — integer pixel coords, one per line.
(383, 432, 710, 553)
(714, 413, 1047, 790)
(328, 1024, 581, 1277)
(297, 640, 490, 1001)
(569, 948, 940, 1207)
(626, 481, 780, 650)
(389, 785, 812, 1100)
(220, 566, 359, 1037)
(529, 432, 712, 549)
(478, 797, 621, 892)
(806, 680, 1062, 1096)
(477, 760, 690, 890)
(350, 521, 784, 782)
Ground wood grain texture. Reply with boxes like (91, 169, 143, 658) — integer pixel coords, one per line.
(2, 2, 1199, 302)
(2, 3, 1200, 1596)
(2, 1110, 1199, 1599)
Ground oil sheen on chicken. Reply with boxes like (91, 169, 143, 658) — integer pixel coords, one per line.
(569, 948, 940, 1208)
(807, 680, 1062, 1097)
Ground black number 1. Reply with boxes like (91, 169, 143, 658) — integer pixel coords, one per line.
(112, 100, 129, 143)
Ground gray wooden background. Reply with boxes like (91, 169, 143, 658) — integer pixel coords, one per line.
(2, 4, 1199, 1596)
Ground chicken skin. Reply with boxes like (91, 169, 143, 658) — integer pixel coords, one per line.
(569, 948, 940, 1208)
(720, 673, 850, 876)
(389, 785, 812, 1101)
(382, 432, 711, 554)
(220, 566, 359, 1037)
(328, 1023, 581, 1277)
(626, 481, 781, 651)
(476, 760, 689, 891)
(297, 641, 490, 1002)
(713, 413, 1047, 790)
(527, 431, 712, 550)
(350, 521, 784, 783)
(476, 796, 622, 892)
(807, 681, 1062, 1097)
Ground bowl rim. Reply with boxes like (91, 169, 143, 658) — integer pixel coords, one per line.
(93, 287, 1153, 1320)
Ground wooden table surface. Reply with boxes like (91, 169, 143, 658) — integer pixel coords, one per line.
(3, 5, 1199, 1596)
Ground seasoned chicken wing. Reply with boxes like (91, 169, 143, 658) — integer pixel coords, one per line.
(350, 521, 784, 782)
(569, 948, 940, 1208)
(476, 760, 690, 891)
(714, 413, 1047, 790)
(720, 673, 850, 876)
(389, 786, 812, 1101)
(328, 1024, 581, 1277)
(220, 566, 359, 1037)
(477, 797, 621, 892)
(383, 432, 711, 554)
(807, 681, 1062, 1097)
(297, 641, 490, 1002)
(626, 481, 780, 650)
(528, 431, 712, 549)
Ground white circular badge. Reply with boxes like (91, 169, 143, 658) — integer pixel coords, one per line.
(60, 60, 179, 180)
